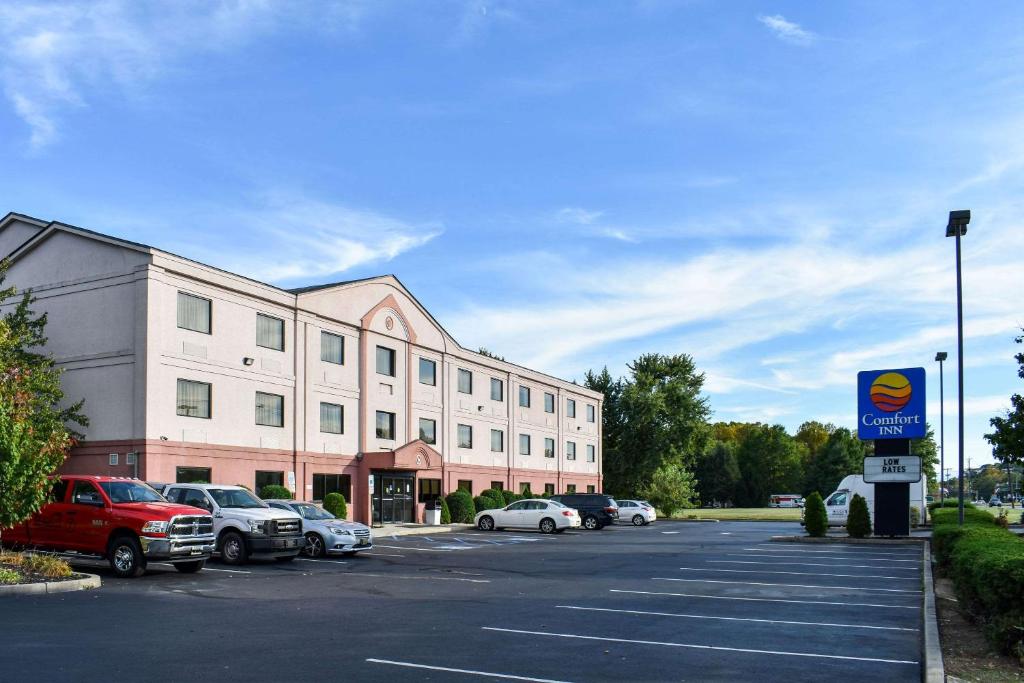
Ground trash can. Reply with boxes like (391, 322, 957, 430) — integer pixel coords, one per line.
(424, 499, 441, 526)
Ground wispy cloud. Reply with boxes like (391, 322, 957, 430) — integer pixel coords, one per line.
(758, 14, 816, 46)
(555, 207, 604, 225)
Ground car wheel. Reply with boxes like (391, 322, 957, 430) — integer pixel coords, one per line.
(304, 532, 325, 558)
(539, 518, 556, 534)
(173, 560, 205, 574)
(632, 514, 645, 526)
(219, 531, 248, 565)
(478, 516, 495, 531)
(582, 515, 599, 530)
(107, 534, 146, 578)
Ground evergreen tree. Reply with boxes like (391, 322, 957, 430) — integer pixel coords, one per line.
(804, 492, 827, 537)
(846, 493, 871, 538)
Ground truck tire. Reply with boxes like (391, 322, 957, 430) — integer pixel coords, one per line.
(108, 534, 146, 578)
(219, 531, 248, 566)
(173, 560, 205, 573)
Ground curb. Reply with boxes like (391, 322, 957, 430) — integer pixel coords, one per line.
(922, 542, 945, 683)
(374, 524, 473, 537)
(0, 573, 100, 596)
(769, 535, 926, 544)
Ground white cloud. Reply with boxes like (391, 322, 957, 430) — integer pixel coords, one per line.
(555, 207, 604, 225)
(758, 14, 816, 46)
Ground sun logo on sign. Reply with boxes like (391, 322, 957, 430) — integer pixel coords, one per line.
(870, 372, 912, 412)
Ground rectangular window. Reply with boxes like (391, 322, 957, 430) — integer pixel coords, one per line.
(458, 424, 473, 448)
(458, 368, 473, 394)
(419, 358, 436, 385)
(566, 399, 576, 418)
(255, 470, 284, 494)
(177, 292, 211, 334)
(519, 433, 531, 455)
(256, 313, 285, 351)
(490, 481, 503, 491)
(587, 485, 596, 493)
(519, 482, 530, 494)
(255, 392, 284, 427)
(587, 404, 596, 423)
(176, 379, 211, 419)
(544, 438, 555, 458)
(544, 483, 555, 495)
(567, 484, 577, 494)
(566, 441, 577, 460)
(176, 466, 211, 484)
(419, 418, 436, 444)
(490, 377, 503, 401)
(544, 392, 555, 413)
(321, 331, 344, 364)
(587, 444, 596, 462)
(490, 429, 504, 453)
(519, 386, 531, 407)
(419, 478, 441, 503)
(320, 402, 343, 434)
(376, 411, 396, 440)
(458, 480, 473, 494)
(376, 346, 396, 376)
(313, 473, 351, 503)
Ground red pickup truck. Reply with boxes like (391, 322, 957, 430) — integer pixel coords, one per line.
(2, 476, 216, 577)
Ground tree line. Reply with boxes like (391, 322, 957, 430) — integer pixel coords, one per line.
(586, 353, 938, 509)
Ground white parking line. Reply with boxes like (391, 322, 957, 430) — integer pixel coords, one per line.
(661, 531, 681, 534)
(554, 605, 917, 631)
(610, 589, 920, 610)
(481, 628, 918, 665)
(373, 544, 456, 552)
(366, 658, 573, 682)
(200, 567, 251, 574)
(746, 547, 917, 558)
(762, 543, 919, 554)
(730, 553, 919, 563)
(710, 560, 919, 571)
(679, 567, 919, 580)
(293, 558, 348, 565)
(652, 577, 921, 593)
(345, 572, 490, 583)
(366, 552, 406, 558)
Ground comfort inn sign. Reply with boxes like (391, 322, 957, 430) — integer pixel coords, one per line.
(857, 367, 927, 440)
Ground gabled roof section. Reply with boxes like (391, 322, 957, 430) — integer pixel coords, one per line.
(4, 214, 154, 264)
(287, 275, 384, 294)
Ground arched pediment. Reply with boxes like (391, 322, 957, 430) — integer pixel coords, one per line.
(361, 294, 417, 343)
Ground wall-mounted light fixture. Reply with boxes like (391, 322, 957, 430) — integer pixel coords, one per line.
(159, 436, 169, 441)
(356, 452, 364, 462)
(478, 405, 485, 411)
(243, 357, 255, 366)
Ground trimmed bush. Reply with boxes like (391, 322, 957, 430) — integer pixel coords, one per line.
(481, 489, 506, 506)
(259, 484, 293, 500)
(440, 497, 452, 524)
(445, 490, 476, 524)
(474, 495, 503, 513)
(803, 491, 827, 537)
(323, 492, 347, 519)
(928, 499, 977, 512)
(501, 490, 517, 505)
(846, 493, 871, 538)
(932, 505, 1024, 658)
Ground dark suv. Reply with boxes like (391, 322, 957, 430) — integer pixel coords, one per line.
(548, 494, 618, 530)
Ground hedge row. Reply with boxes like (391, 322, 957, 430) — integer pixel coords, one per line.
(931, 506, 1024, 659)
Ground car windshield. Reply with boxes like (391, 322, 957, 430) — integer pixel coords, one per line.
(295, 504, 335, 520)
(208, 488, 266, 508)
(99, 481, 165, 504)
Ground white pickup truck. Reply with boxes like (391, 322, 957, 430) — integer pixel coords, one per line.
(163, 484, 305, 565)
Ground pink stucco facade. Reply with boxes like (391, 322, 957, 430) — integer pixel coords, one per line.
(0, 212, 603, 525)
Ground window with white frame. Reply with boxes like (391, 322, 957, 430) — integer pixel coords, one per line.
(255, 392, 284, 427)
(177, 292, 211, 334)
(176, 379, 211, 418)
(256, 313, 285, 351)
(321, 331, 344, 364)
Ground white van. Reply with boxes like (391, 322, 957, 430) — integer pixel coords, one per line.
(823, 474, 927, 527)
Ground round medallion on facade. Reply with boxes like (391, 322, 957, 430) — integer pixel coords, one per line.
(385, 316, 394, 330)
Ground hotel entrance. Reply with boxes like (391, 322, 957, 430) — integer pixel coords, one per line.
(371, 471, 415, 525)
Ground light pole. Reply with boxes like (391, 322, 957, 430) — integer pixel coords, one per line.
(935, 351, 947, 503)
(946, 209, 970, 526)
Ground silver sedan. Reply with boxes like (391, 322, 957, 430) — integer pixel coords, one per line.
(265, 500, 373, 557)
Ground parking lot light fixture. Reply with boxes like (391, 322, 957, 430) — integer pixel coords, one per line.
(945, 209, 970, 526)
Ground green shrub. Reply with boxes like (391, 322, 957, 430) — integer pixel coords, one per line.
(259, 484, 293, 500)
(931, 505, 1024, 658)
(323, 492, 347, 519)
(803, 491, 827, 537)
(501, 490, 518, 505)
(846, 494, 871, 538)
(0, 567, 19, 585)
(440, 497, 451, 524)
(928, 499, 977, 512)
(474, 495, 503, 513)
(910, 506, 920, 527)
(445, 490, 476, 523)
(21, 553, 72, 579)
(481, 488, 504, 504)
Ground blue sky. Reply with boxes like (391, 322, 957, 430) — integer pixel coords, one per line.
(1, 1, 1022, 471)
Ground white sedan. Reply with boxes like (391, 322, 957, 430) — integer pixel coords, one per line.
(616, 499, 657, 526)
(475, 499, 581, 534)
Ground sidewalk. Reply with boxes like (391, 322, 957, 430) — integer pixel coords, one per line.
(370, 523, 474, 537)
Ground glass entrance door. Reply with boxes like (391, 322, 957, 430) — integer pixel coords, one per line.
(372, 473, 415, 525)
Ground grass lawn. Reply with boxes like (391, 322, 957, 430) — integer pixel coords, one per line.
(669, 507, 804, 521)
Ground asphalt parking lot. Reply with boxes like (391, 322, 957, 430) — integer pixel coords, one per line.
(0, 521, 923, 682)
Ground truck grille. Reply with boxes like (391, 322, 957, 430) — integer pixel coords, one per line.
(169, 515, 215, 538)
(271, 518, 301, 535)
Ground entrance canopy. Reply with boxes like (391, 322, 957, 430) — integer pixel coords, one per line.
(360, 439, 443, 472)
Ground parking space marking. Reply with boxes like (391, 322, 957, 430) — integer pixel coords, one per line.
(200, 567, 252, 574)
(660, 531, 681, 534)
(762, 543, 919, 554)
(345, 572, 491, 583)
(480, 628, 919, 665)
(373, 544, 457, 552)
(294, 558, 348, 565)
(652, 577, 921, 593)
(366, 552, 405, 558)
(554, 605, 917, 631)
(610, 589, 920, 610)
(710, 560, 919, 571)
(731, 552, 919, 563)
(679, 567, 919, 580)
(366, 658, 573, 682)
(745, 547, 918, 558)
